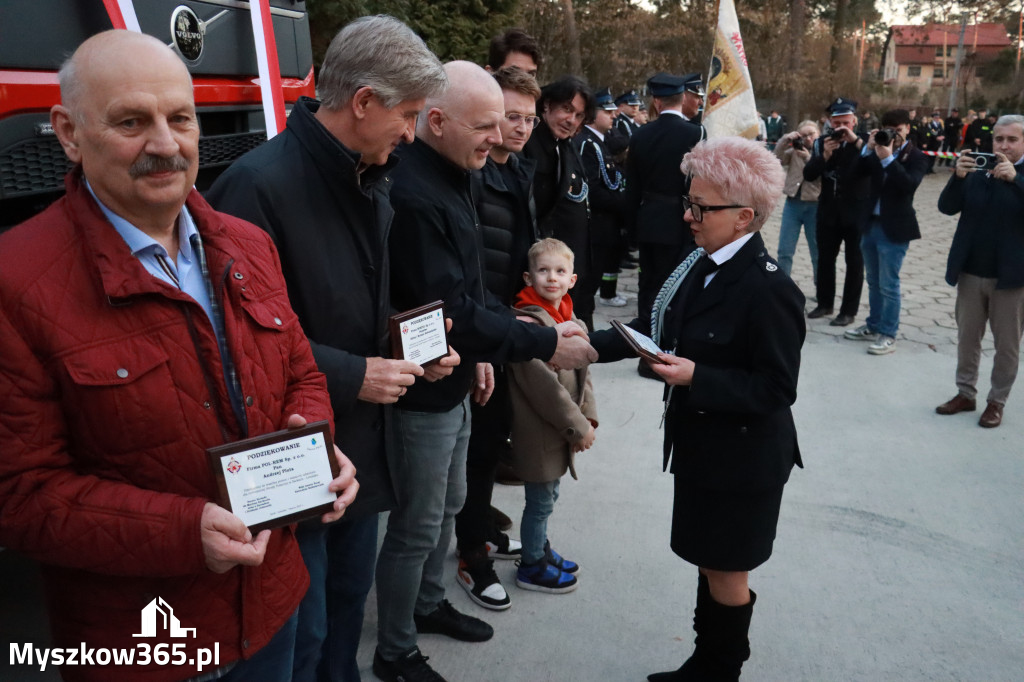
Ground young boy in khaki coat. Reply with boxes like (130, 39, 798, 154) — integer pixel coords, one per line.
(508, 239, 598, 593)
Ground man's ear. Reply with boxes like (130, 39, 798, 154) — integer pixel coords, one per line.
(426, 107, 445, 137)
(351, 86, 375, 120)
(51, 105, 82, 164)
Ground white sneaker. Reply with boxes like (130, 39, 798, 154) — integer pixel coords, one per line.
(867, 335, 896, 355)
(844, 324, 878, 341)
(599, 295, 628, 307)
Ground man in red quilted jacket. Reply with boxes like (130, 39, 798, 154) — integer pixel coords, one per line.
(0, 30, 358, 682)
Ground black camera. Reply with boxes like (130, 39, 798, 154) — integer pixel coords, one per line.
(874, 128, 899, 146)
(791, 138, 805, 151)
(830, 130, 846, 141)
(967, 152, 998, 169)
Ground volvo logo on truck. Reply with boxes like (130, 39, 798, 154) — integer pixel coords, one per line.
(171, 6, 204, 61)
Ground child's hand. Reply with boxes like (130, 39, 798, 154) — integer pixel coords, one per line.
(575, 423, 596, 452)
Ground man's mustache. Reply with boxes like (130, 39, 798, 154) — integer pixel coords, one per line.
(129, 154, 191, 178)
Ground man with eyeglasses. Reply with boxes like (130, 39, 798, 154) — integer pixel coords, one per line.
(380, 61, 597, 681)
(523, 76, 597, 328)
(626, 72, 703, 377)
(452, 65, 543, 614)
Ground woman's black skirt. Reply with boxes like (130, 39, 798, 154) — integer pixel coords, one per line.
(670, 474, 785, 571)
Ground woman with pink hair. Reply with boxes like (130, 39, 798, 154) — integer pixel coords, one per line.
(592, 136, 806, 681)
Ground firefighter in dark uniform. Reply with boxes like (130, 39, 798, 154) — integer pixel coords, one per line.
(626, 72, 704, 376)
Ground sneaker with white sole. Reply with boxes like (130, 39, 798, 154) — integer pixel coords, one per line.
(867, 335, 896, 355)
(599, 295, 628, 307)
(515, 559, 578, 594)
(456, 558, 511, 611)
(485, 532, 522, 560)
(843, 324, 878, 341)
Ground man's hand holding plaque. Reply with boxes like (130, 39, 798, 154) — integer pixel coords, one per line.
(390, 301, 450, 367)
(205, 414, 359, 538)
(423, 317, 460, 382)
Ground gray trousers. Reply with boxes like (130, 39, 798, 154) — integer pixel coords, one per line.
(954, 273, 1024, 405)
(375, 397, 471, 659)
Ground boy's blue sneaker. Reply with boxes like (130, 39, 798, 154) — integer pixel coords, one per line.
(515, 559, 578, 594)
(544, 539, 579, 574)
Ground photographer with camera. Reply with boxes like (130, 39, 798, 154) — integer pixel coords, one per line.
(775, 121, 821, 280)
(803, 97, 871, 326)
(935, 115, 1024, 428)
(841, 109, 928, 355)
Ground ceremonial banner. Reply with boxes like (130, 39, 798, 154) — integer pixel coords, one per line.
(703, 0, 760, 139)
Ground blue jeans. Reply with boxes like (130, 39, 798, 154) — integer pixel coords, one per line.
(293, 513, 379, 682)
(521, 479, 560, 564)
(777, 197, 819, 280)
(216, 609, 298, 682)
(861, 221, 909, 338)
(375, 399, 471, 660)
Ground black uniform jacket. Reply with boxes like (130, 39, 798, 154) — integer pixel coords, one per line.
(471, 154, 538, 306)
(854, 142, 928, 242)
(592, 233, 805, 491)
(803, 139, 872, 227)
(625, 112, 702, 246)
(574, 126, 626, 246)
(389, 139, 557, 412)
(939, 162, 1024, 289)
(521, 120, 591, 275)
(205, 97, 399, 516)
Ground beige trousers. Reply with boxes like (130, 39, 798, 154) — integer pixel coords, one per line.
(954, 273, 1024, 405)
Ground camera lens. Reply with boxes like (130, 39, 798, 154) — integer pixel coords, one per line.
(874, 130, 891, 146)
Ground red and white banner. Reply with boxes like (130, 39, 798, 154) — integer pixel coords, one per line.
(101, 0, 141, 32)
(703, 0, 760, 139)
(249, 0, 286, 139)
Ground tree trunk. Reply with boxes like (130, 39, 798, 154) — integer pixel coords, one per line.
(785, 0, 806, 125)
(828, 0, 849, 100)
(561, 0, 583, 75)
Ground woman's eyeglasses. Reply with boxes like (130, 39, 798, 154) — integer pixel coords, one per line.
(681, 195, 750, 223)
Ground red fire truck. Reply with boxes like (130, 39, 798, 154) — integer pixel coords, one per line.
(0, 0, 315, 228)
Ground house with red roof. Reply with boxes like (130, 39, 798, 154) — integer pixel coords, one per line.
(879, 23, 1011, 92)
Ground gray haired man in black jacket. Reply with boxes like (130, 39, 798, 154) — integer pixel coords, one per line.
(206, 15, 452, 682)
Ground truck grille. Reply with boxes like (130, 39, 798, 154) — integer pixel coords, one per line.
(0, 132, 269, 199)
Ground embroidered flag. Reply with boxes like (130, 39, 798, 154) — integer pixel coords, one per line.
(704, 0, 760, 139)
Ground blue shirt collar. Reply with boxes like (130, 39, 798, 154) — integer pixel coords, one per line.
(84, 179, 198, 264)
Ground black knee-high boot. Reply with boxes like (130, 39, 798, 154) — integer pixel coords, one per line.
(647, 573, 711, 682)
(648, 583, 756, 682)
(701, 589, 756, 681)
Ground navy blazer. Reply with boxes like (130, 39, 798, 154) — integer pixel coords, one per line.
(856, 142, 929, 242)
(939, 163, 1024, 289)
(592, 233, 806, 491)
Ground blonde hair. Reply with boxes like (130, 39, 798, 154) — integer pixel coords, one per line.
(527, 238, 575, 271)
(680, 137, 786, 231)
